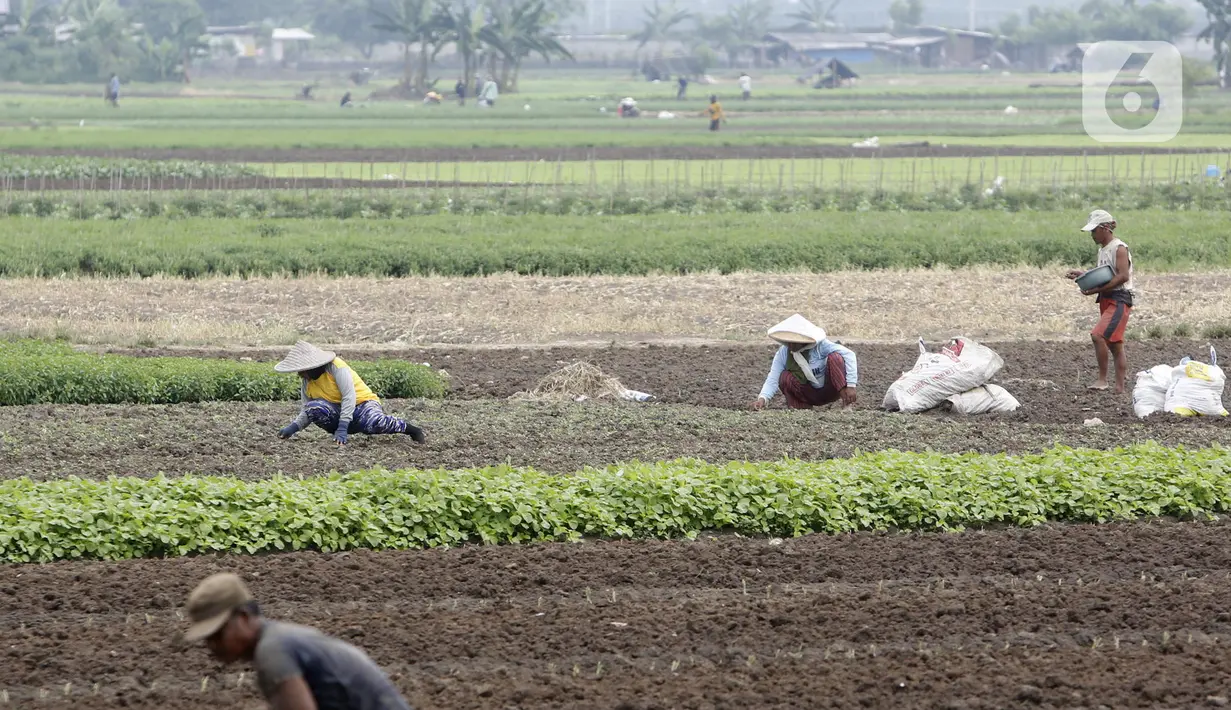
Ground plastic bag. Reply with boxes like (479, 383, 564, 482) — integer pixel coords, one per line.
(946, 384, 1020, 415)
(883, 337, 1005, 413)
(1132, 364, 1174, 418)
(1164, 346, 1227, 417)
(947, 384, 1019, 415)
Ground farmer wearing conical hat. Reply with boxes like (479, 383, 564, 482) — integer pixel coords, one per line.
(752, 314, 858, 410)
(275, 341, 426, 446)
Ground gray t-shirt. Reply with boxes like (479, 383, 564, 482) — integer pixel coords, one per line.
(254, 620, 412, 710)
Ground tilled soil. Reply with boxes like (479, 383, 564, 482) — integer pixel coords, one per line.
(1, 339, 1224, 480)
(8, 143, 1224, 164)
(5, 520, 1231, 709)
(111, 338, 1230, 415)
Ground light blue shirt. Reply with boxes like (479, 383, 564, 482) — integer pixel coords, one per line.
(109, 77, 120, 95)
(759, 340, 858, 401)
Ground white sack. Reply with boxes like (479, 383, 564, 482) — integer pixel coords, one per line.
(1132, 364, 1173, 418)
(882, 337, 1005, 413)
(1164, 348, 1228, 416)
(946, 384, 1020, 415)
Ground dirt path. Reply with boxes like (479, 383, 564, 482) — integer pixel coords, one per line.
(5, 520, 1231, 709)
(8, 143, 1226, 163)
(3, 340, 1225, 480)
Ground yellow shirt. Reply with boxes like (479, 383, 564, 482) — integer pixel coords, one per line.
(707, 102, 724, 120)
(304, 358, 378, 404)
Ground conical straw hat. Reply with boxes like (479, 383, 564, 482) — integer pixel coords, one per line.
(274, 341, 337, 373)
(767, 314, 826, 346)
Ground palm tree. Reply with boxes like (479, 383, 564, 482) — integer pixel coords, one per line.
(631, 0, 692, 57)
(440, 0, 487, 95)
(481, 0, 572, 92)
(725, 0, 772, 65)
(1197, 0, 1231, 88)
(370, 0, 446, 91)
(68, 0, 135, 77)
(11, 0, 63, 43)
(786, 0, 841, 31)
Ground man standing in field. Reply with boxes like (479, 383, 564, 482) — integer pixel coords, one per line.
(275, 341, 426, 446)
(752, 314, 858, 410)
(738, 72, 752, 101)
(184, 572, 414, 710)
(1066, 209, 1135, 393)
(707, 95, 725, 131)
(106, 74, 120, 107)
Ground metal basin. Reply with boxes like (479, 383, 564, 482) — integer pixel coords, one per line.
(1076, 265, 1114, 291)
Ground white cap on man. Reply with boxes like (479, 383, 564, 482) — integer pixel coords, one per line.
(1081, 209, 1114, 232)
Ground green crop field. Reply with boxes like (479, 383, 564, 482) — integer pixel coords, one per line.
(2, 443, 1227, 562)
(5, 209, 1227, 277)
(4, 71, 1231, 152)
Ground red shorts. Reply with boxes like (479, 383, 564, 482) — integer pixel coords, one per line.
(1094, 300, 1131, 343)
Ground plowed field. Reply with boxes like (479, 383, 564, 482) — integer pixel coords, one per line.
(5, 521, 1231, 709)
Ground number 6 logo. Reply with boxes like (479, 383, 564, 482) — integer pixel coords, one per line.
(1082, 41, 1183, 143)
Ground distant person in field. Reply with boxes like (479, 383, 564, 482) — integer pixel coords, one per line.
(739, 72, 752, 101)
(479, 76, 499, 107)
(752, 314, 858, 410)
(1066, 209, 1135, 393)
(275, 341, 426, 446)
(706, 94, 725, 131)
(184, 573, 414, 710)
(455, 77, 466, 105)
(340, 91, 353, 108)
(677, 76, 688, 100)
(106, 74, 120, 107)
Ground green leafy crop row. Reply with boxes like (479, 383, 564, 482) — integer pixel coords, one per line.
(0, 156, 262, 181)
(4, 182, 1231, 221)
(2, 444, 1227, 562)
(0, 340, 446, 405)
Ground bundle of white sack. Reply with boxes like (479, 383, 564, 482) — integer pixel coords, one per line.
(1133, 346, 1228, 418)
(882, 337, 1019, 414)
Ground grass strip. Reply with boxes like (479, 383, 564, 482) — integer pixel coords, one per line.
(2, 444, 1227, 562)
(0, 340, 446, 405)
(3, 205, 1230, 278)
(0, 155, 261, 180)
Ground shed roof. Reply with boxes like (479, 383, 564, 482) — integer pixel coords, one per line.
(272, 28, 315, 41)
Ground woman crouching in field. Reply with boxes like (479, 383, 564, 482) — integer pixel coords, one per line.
(275, 341, 426, 446)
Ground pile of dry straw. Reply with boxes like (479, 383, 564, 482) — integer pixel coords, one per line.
(512, 361, 636, 402)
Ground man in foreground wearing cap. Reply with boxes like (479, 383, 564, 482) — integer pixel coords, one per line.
(751, 314, 858, 410)
(276, 341, 426, 446)
(1065, 209, 1135, 393)
(184, 573, 413, 710)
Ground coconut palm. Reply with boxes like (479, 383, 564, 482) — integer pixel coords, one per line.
(1197, 0, 1231, 88)
(786, 0, 841, 31)
(631, 0, 692, 57)
(481, 0, 573, 92)
(10, 0, 63, 43)
(440, 0, 487, 94)
(370, 0, 446, 90)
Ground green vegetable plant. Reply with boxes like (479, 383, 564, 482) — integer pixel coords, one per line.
(1, 443, 1227, 562)
(0, 340, 446, 405)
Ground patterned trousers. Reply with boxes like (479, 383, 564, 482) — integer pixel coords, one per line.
(778, 352, 849, 409)
(303, 400, 409, 435)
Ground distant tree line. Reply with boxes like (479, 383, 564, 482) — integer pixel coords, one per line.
(2, 0, 1226, 86)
